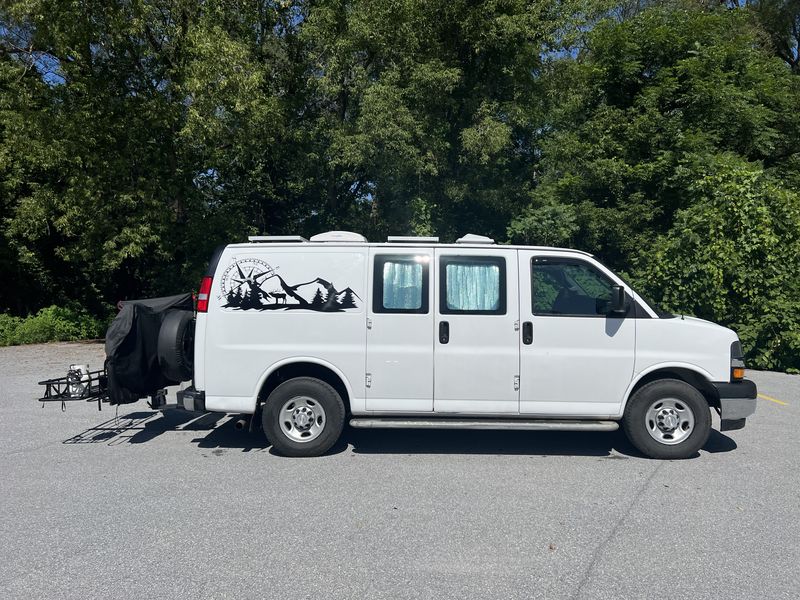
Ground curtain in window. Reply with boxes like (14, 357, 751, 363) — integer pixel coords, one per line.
(446, 263, 500, 311)
(383, 262, 423, 309)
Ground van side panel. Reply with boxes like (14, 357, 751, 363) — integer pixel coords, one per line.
(203, 246, 368, 413)
(633, 318, 732, 384)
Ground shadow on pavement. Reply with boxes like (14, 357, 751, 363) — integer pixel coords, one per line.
(63, 410, 227, 446)
(63, 409, 738, 458)
(703, 428, 738, 454)
(347, 428, 626, 457)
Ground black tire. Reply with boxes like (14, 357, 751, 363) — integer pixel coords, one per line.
(262, 377, 345, 457)
(157, 310, 195, 383)
(623, 378, 711, 459)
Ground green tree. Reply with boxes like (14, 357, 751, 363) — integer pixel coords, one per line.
(2, 1, 800, 369)
(747, 0, 800, 73)
(637, 155, 800, 371)
(510, 3, 800, 270)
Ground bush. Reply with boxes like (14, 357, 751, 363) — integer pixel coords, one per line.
(0, 305, 109, 346)
(634, 154, 800, 372)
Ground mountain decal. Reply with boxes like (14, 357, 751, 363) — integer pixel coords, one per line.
(220, 260, 361, 312)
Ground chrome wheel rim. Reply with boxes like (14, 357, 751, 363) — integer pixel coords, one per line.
(645, 398, 695, 445)
(280, 396, 326, 443)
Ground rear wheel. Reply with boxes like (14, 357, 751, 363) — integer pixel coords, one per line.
(623, 379, 711, 459)
(262, 377, 345, 457)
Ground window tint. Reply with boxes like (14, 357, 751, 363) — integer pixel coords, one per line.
(532, 259, 614, 316)
(441, 257, 506, 314)
(373, 256, 429, 314)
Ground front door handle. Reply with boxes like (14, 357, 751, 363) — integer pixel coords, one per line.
(439, 321, 450, 344)
(522, 321, 533, 345)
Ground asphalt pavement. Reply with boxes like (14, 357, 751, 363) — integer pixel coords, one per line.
(1, 342, 798, 600)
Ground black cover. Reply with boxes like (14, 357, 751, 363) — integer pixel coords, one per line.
(105, 293, 194, 404)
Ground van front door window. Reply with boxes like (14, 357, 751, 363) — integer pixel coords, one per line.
(533, 260, 614, 316)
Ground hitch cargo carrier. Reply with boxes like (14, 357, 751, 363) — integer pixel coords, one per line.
(36, 293, 195, 410)
(38, 367, 109, 409)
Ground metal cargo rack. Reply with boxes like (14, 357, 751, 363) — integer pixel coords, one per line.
(38, 365, 176, 412)
(38, 367, 109, 410)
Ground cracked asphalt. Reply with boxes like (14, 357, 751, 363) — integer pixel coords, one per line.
(1, 342, 798, 600)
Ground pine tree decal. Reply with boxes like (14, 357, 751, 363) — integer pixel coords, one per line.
(322, 284, 339, 311)
(339, 289, 357, 309)
(227, 286, 243, 307)
(311, 288, 325, 308)
(240, 284, 263, 310)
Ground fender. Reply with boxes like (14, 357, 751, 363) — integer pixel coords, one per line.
(618, 362, 715, 418)
(252, 355, 357, 410)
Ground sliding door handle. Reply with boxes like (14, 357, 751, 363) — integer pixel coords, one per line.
(522, 321, 533, 345)
(439, 321, 450, 344)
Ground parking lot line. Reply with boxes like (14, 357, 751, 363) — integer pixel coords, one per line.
(758, 393, 788, 406)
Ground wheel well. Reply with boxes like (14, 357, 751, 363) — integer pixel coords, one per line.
(258, 362, 351, 417)
(627, 368, 719, 409)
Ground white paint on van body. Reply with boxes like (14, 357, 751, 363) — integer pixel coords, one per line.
(203, 246, 367, 414)
(196, 240, 739, 419)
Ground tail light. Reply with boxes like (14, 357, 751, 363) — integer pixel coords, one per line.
(197, 276, 213, 313)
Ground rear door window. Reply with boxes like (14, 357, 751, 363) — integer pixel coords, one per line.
(373, 256, 429, 314)
(440, 257, 506, 315)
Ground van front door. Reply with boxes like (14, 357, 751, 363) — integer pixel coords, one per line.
(433, 248, 519, 413)
(518, 252, 635, 416)
(365, 249, 434, 412)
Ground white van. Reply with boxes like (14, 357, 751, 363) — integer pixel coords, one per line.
(174, 231, 757, 459)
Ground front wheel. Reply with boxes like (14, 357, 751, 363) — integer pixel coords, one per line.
(623, 379, 711, 459)
(262, 377, 345, 457)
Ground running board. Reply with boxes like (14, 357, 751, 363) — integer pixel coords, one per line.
(349, 418, 619, 432)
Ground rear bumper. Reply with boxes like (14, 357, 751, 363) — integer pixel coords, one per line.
(712, 379, 757, 431)
(176, 386, 206, 412)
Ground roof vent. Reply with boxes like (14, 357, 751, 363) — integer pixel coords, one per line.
(387, 236, 440, 243)
(309, 230, 368, 243)
(456, 233, 495, 244)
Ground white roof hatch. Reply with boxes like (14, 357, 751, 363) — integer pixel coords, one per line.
(309, 231, 368, 243)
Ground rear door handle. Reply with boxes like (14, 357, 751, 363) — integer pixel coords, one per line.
(522, 321, 533, 345)
(439, 321, 450, 344)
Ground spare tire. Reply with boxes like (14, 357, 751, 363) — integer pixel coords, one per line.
(157, 310, 195, 383)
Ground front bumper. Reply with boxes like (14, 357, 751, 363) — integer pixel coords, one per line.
(712, 379, 757, 431)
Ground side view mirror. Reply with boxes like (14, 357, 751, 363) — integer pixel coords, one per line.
(609, 285, 627, 314)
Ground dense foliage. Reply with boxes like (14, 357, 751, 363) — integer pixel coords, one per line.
(0, 305, 108, 346)
(1, 1, 799, 369)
